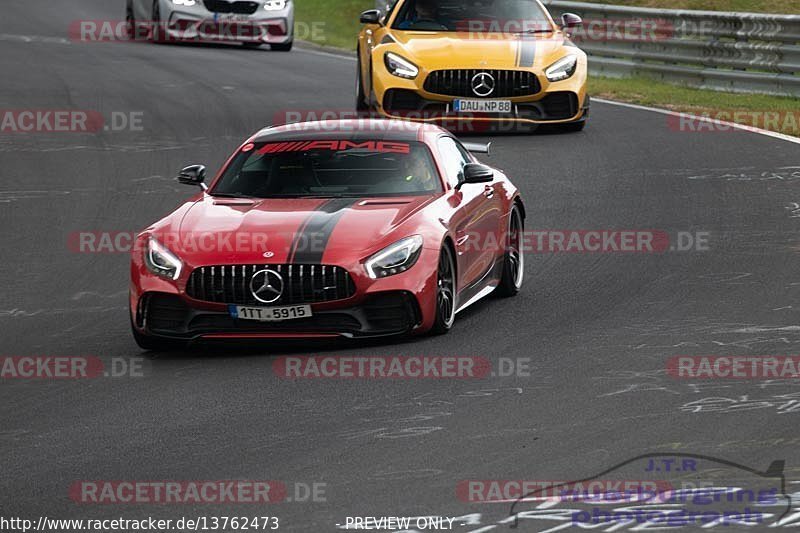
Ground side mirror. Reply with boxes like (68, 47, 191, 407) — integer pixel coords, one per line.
(177, 164, 207, 189)
(360, 9, 382, 24)
(561, 13, 583, 28)
(458, 163, 494, 189)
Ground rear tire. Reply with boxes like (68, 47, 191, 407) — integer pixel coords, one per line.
(431, 245, 456, 335)
(125, 3, 136, 39)
(271, 41, 293, 52)
(495, 205, 524, 297)
(150, 0, 165, 43)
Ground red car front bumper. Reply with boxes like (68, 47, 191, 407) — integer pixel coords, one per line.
(130, 246, 441, 342)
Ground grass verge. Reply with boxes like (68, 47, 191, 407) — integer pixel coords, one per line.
(591, 76, 799, 137)
(294, 0, 371, 50)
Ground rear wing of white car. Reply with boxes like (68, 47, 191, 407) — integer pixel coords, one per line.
(462, 142, 492, 156)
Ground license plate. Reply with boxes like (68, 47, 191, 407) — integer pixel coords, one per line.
(454, 99, 513, 113)
(230, 304, 312, 322)
(214, 14, 251, 22)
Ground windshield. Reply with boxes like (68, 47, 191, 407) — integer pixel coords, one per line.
(211, 140, 442, 199)
(392, 0, 553, 32)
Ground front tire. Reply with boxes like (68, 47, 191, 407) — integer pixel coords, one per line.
(356, 54, 369, 111)
(495, 205, 524, 297)
(431, 245, 457, 335)
(271, 41, 293, 52)
(150, 0, 165, 43)
(131, 316, 184, 352)
(559, 120, 586, 133)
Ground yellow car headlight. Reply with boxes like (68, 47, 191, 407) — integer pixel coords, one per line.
(545, 55, 578, 82)
(384, 52, 419, 79)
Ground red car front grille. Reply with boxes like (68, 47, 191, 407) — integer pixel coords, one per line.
(186, 264, 357, 306)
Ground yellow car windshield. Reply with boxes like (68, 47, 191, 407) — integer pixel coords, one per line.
(392, 0, 553, 33)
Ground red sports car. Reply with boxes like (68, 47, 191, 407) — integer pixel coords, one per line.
(130, 119, 525, 350)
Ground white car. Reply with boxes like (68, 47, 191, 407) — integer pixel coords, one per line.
(126, 0, 294, 50)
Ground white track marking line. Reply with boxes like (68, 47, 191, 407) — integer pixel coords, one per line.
(594, 97, 800, 146)
(297, 46, 356, 62)
(0, 33, 71, 44)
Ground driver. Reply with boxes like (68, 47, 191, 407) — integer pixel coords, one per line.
(397, 0, 442, 29)
(399, 156, 437, 192)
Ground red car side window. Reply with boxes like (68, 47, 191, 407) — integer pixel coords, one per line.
(437, 137, 470, 188)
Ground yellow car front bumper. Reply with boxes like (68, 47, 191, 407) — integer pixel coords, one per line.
(371, 62, 589, 129)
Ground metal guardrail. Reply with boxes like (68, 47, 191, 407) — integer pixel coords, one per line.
(373, 0, 799, 96)
(543, 0, 800, 96)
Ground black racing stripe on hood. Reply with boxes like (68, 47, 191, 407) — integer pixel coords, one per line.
(287, 198, 359, 264)
(517, 37, 536, 68)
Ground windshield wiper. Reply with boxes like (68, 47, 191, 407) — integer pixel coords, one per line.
(209, 192, 256, 199)
(511, 28, 554, 35)
(259, 194, 360, 199)
(299, 194, 360, 199)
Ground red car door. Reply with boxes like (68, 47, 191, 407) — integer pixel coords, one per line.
(436, 136, 503, 301)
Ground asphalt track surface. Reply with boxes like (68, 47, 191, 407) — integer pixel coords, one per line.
(2, 1, 800, 531)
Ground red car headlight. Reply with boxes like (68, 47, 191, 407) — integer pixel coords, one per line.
(365, 235, 424, 279)
(144, 237, 184, 281)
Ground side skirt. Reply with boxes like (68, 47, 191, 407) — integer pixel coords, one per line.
(455, 257, 504, 314)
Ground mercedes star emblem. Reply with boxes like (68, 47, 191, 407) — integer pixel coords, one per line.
(250, 269, 284, 304)
(471, 72, 496, 97)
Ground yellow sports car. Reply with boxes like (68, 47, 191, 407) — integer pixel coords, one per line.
(356, 0, 589, 132)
